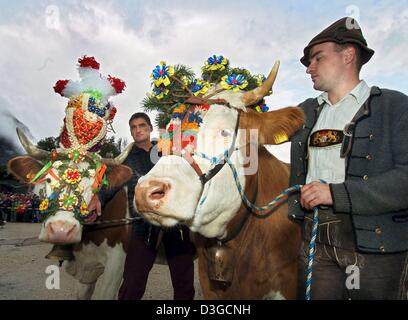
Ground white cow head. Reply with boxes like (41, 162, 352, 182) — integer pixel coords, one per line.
(135, 62, 305, 238)
(8, 129, 132, 244)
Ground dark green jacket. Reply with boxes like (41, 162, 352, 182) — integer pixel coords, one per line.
(289, 86, 408, 253)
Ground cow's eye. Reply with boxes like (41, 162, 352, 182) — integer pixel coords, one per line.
(46, 178, 52, 183)
(220, 129, 232, 137)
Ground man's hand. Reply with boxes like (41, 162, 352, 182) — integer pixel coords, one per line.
(300, 181, 333, 211)
(84, 194, 102, 223)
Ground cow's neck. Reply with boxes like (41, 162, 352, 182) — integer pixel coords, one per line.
(82, 188, 132, 252)
(218, 171, 258, 244)
(217, 145, 290, 244)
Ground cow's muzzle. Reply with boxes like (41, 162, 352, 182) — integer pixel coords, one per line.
(46, 221, 80, 244)
(135, 179, 171, 213)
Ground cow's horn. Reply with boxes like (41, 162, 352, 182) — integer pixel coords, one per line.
(241, 61, 280, 107)
(16, 127, 50, 159)
(102, 142, 134, 166)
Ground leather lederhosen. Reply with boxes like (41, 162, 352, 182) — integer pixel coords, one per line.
(303, 207, 356, 250)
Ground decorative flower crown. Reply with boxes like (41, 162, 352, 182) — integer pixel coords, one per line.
(26, 56, 125, 223)
(142, 55, 271, 154)
(54, 56, 125, 153)
(31, 150, 108, 223)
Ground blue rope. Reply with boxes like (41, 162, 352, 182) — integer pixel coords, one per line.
(304, 179, 327, 300)
(305, 206, 319, 300)
(194, 151, 325, 300)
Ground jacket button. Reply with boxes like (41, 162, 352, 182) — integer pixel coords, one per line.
(297, 172, 302, 177)
(299, 157, 303, 161)
(363, 175, 369, 181)
(379, 245, 385, 252)
(375, 227, 382, 235)
(369, 134, 374, 141)
(366, 155, 373, 161)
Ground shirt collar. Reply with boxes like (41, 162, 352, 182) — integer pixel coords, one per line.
(131, 140, 157, 154)
(317, 80, 370, 106)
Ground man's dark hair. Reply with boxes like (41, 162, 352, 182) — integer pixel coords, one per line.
(128, 112, 153, 129)
(335, 43, 363, 72)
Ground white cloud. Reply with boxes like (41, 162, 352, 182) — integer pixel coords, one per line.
(0, 0, 407, 164)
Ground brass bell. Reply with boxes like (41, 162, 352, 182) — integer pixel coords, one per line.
(45, 244, 75, 266)
(207, 242, 236, 287)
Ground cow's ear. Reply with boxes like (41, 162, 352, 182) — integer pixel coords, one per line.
(240, 107, 305, 145)
(7, 156, 44, 183)
(106, 165, 133, 189)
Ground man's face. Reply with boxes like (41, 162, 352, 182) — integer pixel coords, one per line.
(129, 117, 152, 144)
(306, 42, 346, 92)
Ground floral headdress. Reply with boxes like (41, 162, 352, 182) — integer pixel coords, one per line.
(54, 56, 126, 153)
(142, 55, 271, 154)
(29, 56, 125, 223)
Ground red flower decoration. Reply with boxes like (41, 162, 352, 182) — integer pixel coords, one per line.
(54, 80, 69, 96)
(78, 56, 100, 70)
(108, 75, 126, 93)
(108, 106, 117, 121)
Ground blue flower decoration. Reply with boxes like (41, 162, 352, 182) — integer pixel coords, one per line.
(221, 74, 248, 92)
(255, 103, 269, 113)
(188, 111, 203, 125)
(152, 85, 169, 100)
(203, 55, 228, 71)
(151, 61, 175, 87)
(191, 79, 209, 96)
(88, 97, 106, 117)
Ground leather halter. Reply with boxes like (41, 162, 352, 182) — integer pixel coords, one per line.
(177, 96, 253, 244)
(182, 111, 241, 186)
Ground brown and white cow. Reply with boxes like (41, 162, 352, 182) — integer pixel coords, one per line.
(8, 129, 134, 299)
(135, 62, 305, 299)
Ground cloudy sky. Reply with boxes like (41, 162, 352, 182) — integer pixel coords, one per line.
(1, 0, 407, 161)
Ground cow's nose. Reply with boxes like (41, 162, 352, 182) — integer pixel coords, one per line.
(148, 183, 169, 200)
(135, 179, 170, 212)
(47, 221, 78, 244)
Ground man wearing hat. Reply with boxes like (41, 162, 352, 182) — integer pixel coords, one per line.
(289, 17, 408, 299)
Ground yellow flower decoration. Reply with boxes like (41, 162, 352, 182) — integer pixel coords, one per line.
(39, 199, 49, 211)
(181, 76, 190, 87)
(158, 139, 172, 155)
(79, 202, 89, 216)
(68, 94, 84, 109)
(182, 122, 199, 131)
(173, 104, 187, 114)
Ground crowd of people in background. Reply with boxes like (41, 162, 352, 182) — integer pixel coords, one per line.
(0, 192, 41, 224)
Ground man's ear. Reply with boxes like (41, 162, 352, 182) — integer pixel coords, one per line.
(343, 46, 355, 65)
